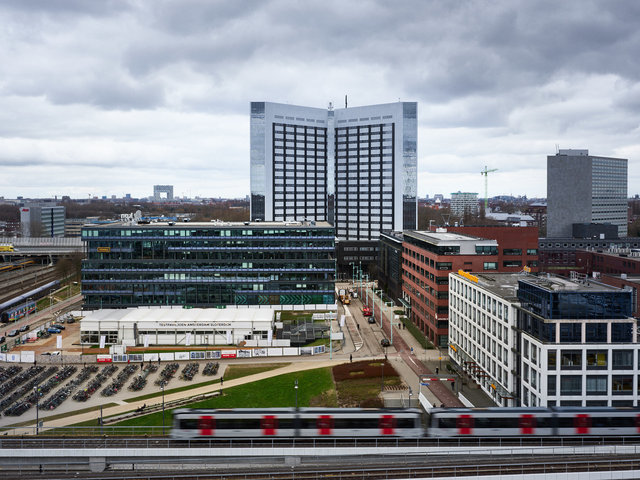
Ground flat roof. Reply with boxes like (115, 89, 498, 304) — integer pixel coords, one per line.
(407, 231, 496, 244)
(80, 307, 274, 324)
(86, 220, 333, 229)
(452, 272, 522, 302)
(520, 275, 623, 293)
(452, 272, 626, 300)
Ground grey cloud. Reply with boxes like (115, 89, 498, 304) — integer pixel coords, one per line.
(0, 0, 129, 16)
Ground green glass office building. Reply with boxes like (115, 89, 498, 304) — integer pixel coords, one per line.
(81, 221, 335, 309)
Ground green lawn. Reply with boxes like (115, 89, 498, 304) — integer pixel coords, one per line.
(113, 367, 334, 429)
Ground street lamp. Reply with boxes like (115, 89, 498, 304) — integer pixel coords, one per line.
(385, 301, 395, 343)
(161, 383, 165, 435)
(374, 289, 383, 328)
(362, 274, 369, 307)
(408, 387, 413, 408)
(34, 386, 39, 435)
(294, 379, 298, 409)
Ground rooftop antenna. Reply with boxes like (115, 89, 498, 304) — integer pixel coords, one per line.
(328, 102, 333, 111)
(345, 95, 347, 109)
(555, 143, 560, 154)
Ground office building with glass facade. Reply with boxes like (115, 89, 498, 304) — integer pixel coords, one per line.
(250, 101, 417, 275)
(547, 149, 628, 238)
(20, 204, 65, 237)
(449, 272, 639, 407)
(81, 221, 335, 309)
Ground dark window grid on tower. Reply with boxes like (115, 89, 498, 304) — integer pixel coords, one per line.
(272, 123, 327, 221)
(334, 123, 394, 241)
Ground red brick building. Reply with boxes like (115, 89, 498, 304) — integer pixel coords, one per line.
(446, 225, 540, 273)
(402, 231, 500, 348)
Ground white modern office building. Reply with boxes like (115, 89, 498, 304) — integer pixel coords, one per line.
(20, 204, 65, 237)
(449, 272, 639, 407)
(547, 149, 628, 237)
(450, 192, 479, 217)
(250, 101, 417, 273)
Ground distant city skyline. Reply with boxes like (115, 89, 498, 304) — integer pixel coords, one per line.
(1, 1, 640, 199)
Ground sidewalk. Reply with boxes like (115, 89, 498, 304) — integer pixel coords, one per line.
(363, 295, 495, 408)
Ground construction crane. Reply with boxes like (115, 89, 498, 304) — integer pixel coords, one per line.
(480, 166, 498, 211)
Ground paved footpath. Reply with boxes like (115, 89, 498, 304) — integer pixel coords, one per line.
(362, 297, 464, 408)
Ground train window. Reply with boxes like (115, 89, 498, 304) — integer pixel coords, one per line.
(396, 417, 417, 429)
(333, 418, 379, 429)
(278, 418, 294, 429)
(437, 417, 457, 429)
(216, 418, 261, 430)
(179, 419, 198, 430)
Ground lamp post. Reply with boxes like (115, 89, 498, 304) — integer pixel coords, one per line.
(34, 386, 39, 435)
(385, 301, 395, 343)
(374, 289, 383, 328)
(408, 387, 413, 408)
(161, 383, 165, 435)
(362, 274, 369, 308)
(294, 379, 298, 409)
(26, 297, 32, 326)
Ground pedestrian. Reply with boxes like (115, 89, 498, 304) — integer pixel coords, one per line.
(349, 354, 352, 363)
(451, 380, 455, 391)
(435, 367, 439, 374)
(220, 377, 223, 386)
(357, 323, 360, 331)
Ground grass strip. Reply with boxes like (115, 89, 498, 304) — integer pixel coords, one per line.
(112, 367, 334, 431)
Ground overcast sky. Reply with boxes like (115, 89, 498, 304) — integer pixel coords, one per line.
(1, 0, 639, 201)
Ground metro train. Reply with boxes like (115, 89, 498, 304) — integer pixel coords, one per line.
(0, 280, 59, 323)
(171, 408, 424, 439)
(171, 407, 640, 439)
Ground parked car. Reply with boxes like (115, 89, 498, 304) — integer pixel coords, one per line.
(66, 318, 75, 324)
(367, 317, 376, 324)
(380, 338, 391, 347)
(42, 351, 61, 356)
(0, 336, 5, 344)
(7, 330, 18, 337)
(47, 327, 61, 334)
(19, 324, 29, 332)
(51, 324, 65, 330)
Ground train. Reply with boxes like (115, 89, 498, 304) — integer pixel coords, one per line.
(172, 408, 423, 439)
(0, 259, 34, 274)
(0, 280, 59, 323)
(170, 407, 640, 439)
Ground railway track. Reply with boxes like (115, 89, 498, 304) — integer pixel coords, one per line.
(0, 268, 57, 305)
(2, 435, 640, 449)
(0, 454, 639, 479)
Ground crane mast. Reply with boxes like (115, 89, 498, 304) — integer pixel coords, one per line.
(480, 166, 498, 211)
